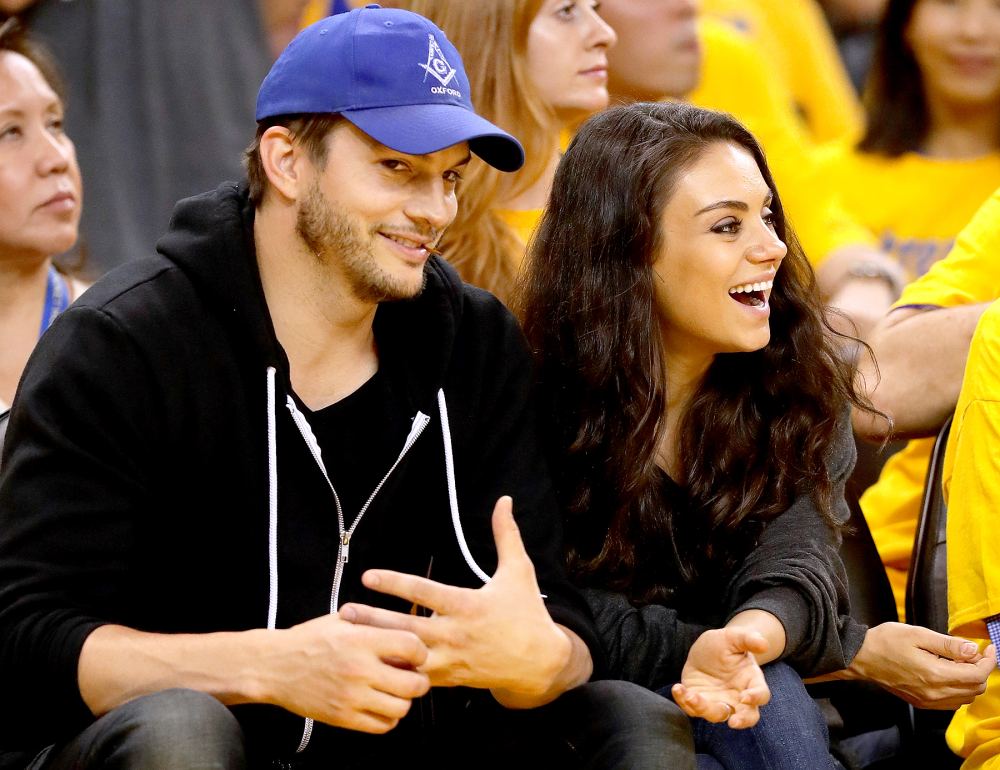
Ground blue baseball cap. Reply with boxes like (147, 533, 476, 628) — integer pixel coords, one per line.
(256, 4, 525, 172)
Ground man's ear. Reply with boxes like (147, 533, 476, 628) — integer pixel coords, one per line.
(260, 126, 303, 202)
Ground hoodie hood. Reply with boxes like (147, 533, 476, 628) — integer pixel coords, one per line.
(155, 181, 466, 411)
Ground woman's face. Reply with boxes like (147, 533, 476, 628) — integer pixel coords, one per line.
(906, 0, 1000, 112)
(651, 142, 786, 361)
(0, 50, 81, 263)
(526, 0, 617, 124)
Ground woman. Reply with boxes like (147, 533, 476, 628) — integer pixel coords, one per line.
(821, 0, 1000, 621)
(385, 0, 615, 303)
(0, 19, 85, 412)
(519, 102, 992, 768)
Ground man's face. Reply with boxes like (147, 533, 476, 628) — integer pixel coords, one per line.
(295, 121, 469, 303)
(600, 0, 702, 101)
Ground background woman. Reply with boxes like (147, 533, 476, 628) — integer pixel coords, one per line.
(0, 19, 84, 412)
(821, 0, 1000, 622)
(519, 102, 994, 769)
(385, 0, 615, 303)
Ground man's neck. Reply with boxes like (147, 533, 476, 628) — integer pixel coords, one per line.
(254, 204, 379, 411)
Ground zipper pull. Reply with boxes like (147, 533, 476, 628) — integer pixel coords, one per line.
(341, 532, 351, 564)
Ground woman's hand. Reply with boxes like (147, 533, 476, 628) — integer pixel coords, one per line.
(672, 627, 771, 729)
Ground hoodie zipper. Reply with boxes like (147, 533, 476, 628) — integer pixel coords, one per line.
(285, 400, 431, 753)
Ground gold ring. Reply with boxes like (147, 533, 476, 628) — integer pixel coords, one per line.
(720, 702, 736, 720)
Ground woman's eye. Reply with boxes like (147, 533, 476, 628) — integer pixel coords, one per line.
(0, 124, 22, 141)
(712, 218, 741, 235)
(555, 2, 577, 20)
(763, 210, 777, 229)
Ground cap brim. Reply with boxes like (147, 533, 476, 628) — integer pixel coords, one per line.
(342, 103, 525, 173)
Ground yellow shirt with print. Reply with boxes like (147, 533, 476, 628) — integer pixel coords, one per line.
(689, 19, 875, 267)
(942, 297, 1000, 769)
(860, 186, 1000, 622)
(701, 0, 862, 145)
(855, 188, 1000, 768)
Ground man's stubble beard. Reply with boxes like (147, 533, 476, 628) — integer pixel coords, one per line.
(295, 179, 427, 304)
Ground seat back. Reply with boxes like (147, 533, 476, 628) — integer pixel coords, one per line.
(905, 417, 953, 633)
(808, 489, 912, 768)
(902, 417, 960, 769)
(0, 408, 9, 470)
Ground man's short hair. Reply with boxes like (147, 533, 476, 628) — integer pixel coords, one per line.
(243, 113, 342, 208)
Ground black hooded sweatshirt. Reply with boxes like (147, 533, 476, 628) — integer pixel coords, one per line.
(0, 183, 602, 764)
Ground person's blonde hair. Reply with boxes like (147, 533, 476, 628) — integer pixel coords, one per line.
(384, 0, 553, 302)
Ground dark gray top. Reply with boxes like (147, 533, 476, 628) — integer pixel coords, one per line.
(586, 416, 868, 689)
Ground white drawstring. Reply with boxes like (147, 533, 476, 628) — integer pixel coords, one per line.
(263, 375, 490, 756)
(266, 367, 279, 631)
(437, 389, 490, 585)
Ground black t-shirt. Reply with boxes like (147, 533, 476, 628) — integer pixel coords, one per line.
(308, 368, 411, 523)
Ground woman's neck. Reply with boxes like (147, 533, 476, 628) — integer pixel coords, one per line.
(0, 256, 50, 316)
(499, 134, 562, 212)
(657, 345, 714, 480)
(923, 96, 1000, 159)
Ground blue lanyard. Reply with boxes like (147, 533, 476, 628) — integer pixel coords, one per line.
(39, 266, 70, 338)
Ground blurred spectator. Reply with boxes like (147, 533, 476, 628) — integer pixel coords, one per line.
(827, 0, 1000, 620)
(10, 0, 273, 280)
(0, 20, 86, 411)
(820, 0, 889, 93)
(383, 0, 616, 304)
(703, 0, 864, 145)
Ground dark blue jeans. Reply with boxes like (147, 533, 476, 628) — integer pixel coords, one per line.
(662, 661, 839, 770)
(28, 681, 695, 770)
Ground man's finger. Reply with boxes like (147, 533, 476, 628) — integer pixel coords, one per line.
(339, 603, 437, 644)
(491, 495, 531, 569)
(361, 569, 462, 615)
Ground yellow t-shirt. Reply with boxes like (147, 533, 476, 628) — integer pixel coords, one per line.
(942, 300, 1000, 769)
(701, 0, 862, 145)
(837, 161, 1000, 620)
(493, 207, 542, 273)
(854, 188, 1000, 767)
(689, 19, 876, 266)
(818, 147, 1000, 281)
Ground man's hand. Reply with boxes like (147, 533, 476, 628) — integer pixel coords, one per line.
(844, 622, 994, 709)
(339, 496, 584, 706)
(260, 615, 430, 733)
(671, 627, 771, 729)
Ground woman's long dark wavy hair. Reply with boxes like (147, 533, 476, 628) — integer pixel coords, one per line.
(518, 102, 868, 605)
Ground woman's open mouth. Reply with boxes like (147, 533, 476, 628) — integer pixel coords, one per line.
(728, 279, 773, 308)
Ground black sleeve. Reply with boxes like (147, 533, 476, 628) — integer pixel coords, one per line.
(583, 588, 710, 690)
(445, 291, 607, 677)
(0, 306, 159, 747)
(724, 414, 868, 676)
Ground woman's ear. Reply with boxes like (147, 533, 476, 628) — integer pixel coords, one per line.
(259, 125, 302, 202)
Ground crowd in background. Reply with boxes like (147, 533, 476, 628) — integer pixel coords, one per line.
(1, 0, 1000, 768)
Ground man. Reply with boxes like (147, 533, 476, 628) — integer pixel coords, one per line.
(0, 8, 694, 768)
(598, 0, 994, 714)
